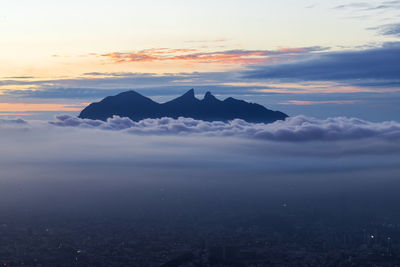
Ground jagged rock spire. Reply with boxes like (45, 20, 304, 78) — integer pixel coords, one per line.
(182, 88, 195, 98)
(203, 91, 218, 101)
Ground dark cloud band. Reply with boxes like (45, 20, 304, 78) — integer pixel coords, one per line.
(243, 42, 400, 88)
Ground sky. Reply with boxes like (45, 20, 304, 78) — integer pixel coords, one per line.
(1, 0, 400, 120)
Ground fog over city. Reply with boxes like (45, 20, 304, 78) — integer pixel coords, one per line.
(1, 115, 400, 265)
(1, 115, 399, 215)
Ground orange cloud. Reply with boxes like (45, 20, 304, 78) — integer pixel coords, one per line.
(0, 103, 83, 112)
(98, 47, 315, 65)
(0, 113, 34, 116)
(279, 100, 360, 105)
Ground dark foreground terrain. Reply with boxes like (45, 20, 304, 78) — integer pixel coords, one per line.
(1, 208, 399, 266)
(0, 167, 399, 267)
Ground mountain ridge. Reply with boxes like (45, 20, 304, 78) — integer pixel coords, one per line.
(79, 89, 288, 123)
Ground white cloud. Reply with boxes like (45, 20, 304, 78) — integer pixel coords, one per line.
(0, 118, 28, 125)
(0, 118, 30, 132)
(49, 115, 400, 142)
(0, 114, 399, 215)
(1, 115, 399, 174)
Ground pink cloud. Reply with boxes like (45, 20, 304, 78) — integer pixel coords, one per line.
(97, 47, 320, 65)
(0, 103, 84, 112)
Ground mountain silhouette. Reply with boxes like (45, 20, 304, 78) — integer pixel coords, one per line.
(79, 89, 288, 123)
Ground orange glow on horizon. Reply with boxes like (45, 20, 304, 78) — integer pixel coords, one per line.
(0, 103, 83, 112)
(0, 113, 34, 116)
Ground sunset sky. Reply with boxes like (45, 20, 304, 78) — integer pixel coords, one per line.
(1, 0, 400, 120)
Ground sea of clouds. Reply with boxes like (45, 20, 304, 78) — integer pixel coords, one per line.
(0, 114, 399, 216)
(0, 114, 400, 172)
(48, 115, 400, 142)
(0, 114, 398, 162)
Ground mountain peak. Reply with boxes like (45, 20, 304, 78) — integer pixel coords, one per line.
(203, 91, 218, 102)
(182, 89, 195, 98)
(167, 88, 199, 105)
(102, 90, 157, 105)
(79, 90, 288, 123)
(116, 90, 146, 99)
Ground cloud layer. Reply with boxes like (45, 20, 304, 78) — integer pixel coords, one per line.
(49, 115, 400, 142)
(97, 47, 324, 65)
(0, 115, 399, 193)
(334, 1, 400, 11)
(1, 113, 400, 222)
(372, 23, 400, 37)
(244, 42, 400, 88)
